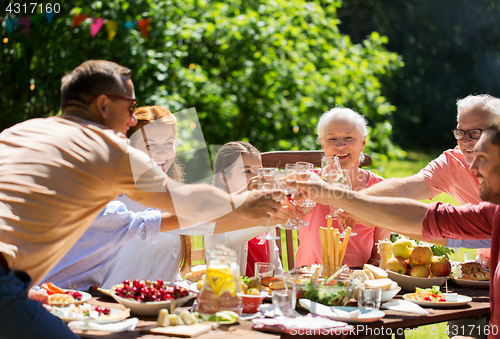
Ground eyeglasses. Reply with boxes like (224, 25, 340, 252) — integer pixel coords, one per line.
(85, 94, 137, 113)
(452, 128, 483, 140)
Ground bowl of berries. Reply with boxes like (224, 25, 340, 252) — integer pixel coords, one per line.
(109, 279, 195, 316)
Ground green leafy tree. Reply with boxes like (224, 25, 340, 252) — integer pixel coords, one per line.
(338, 0, 500, 150)
(1, 0, 403, 166)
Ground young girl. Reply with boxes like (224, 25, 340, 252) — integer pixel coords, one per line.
(205, 141, 295, 277)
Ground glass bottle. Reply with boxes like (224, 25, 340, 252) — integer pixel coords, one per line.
(197, 245, 242, 316)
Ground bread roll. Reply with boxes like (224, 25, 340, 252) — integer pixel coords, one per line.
(269, 280, 285, 290)
(364, 278, 393, 291)
(363, 264, 389, 279)
(185, 265, 207, 282)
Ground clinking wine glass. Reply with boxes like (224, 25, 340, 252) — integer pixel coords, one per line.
(337, 169, 356, 238)
(321, 156, 343, 220)
(278, 165, 301, 230)
(295, 162, 316, 209)
(321, 157, 356, 237)
(256, 167, 281, 240)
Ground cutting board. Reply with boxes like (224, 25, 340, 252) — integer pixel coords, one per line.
(141, 322, 218, 337)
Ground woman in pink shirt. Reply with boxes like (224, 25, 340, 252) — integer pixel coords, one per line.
(295, 108, 391, 268)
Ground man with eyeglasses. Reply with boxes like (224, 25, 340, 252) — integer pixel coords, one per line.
(363, 94, 500, 243)
(0, 60, 283, 339)
(362, 94, 500, 339)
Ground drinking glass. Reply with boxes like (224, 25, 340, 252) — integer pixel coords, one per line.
(254, 262, 275, 279)
(272, 290, 295, 318)
(256, 168, 280, 240)
(295, 162, 316, 208)
(357, 288, 382, 311)
(277, 167, 300, 230)
(321, 156, 343, 219)
(337, 169, 356, 238)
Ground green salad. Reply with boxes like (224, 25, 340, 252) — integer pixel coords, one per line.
(302, 280, 353, 306)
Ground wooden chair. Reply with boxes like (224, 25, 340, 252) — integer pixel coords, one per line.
(260, 150, 372, 271)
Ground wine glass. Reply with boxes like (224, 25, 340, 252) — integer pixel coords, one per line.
(337, 169, 356, 238)
(256, 168, 281, 240)
(295, 162, 316, 209)
(321, 156, 343, 219)
(277, 165, 301, 230)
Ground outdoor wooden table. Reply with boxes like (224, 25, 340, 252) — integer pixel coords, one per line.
(73, 284, 490, 339)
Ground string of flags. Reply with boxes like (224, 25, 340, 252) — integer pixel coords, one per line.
(3, 12, 150, 39)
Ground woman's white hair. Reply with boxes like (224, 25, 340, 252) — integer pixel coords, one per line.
(317, 107, 369, 139)
(456, 94, 500, 121)
(317, 107, 369, 164)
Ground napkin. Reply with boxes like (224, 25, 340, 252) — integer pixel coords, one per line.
(252, 314, 353, 335)
(298, 299, 362, 319)
(382, 300, 429, 315)
(68, 318, 139, 332)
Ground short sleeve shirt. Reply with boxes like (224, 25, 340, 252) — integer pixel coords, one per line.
(0, 116, 167, 285)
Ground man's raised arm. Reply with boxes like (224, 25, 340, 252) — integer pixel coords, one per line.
(361, 175, 434, 201)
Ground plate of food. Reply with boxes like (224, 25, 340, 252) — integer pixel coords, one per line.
(50, 303, 130, 323)
(41, 283, 91, 306)
(402, 286, 472, 308)
(450, 262, 490, 288)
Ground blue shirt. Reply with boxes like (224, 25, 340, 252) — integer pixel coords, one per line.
(42, 201, 161, 290)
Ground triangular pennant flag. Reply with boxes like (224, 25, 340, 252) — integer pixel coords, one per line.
(32, 14, 45, 26)
(90, 17, 104, 37)
(124, 21, 137, 29)
(5, 18, 18, 33)
(137, 18, 151, 38)
(105, 20, 119, 40)
(45, 11, 55, 23)
(18, 17, 32, 37)
(71, 13, 88, 28)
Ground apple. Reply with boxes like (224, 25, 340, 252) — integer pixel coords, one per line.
(430, 256, 452, 277)
(410, 265, 430, 278)
(392, 239, 413, 260)
(386, 256, 407, 274)
(409, 246, 433, 267)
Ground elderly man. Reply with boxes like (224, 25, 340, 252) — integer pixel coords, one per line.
(0, 60, 281, 339)
(291, 116, 500, 338)
(364, 94, 500, 251)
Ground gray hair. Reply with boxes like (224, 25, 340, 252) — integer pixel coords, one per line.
(456, 94, 500, 121)
(317, 107, 369, 139)
(317, 107, 368, 164)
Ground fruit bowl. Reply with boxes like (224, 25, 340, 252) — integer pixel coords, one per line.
(386, 270, 449, 292)
(110, 291, 195, 316)
(238, 292, 268, 313)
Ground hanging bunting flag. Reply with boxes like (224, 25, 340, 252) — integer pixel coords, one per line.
(18, 17, 32, 36)
(124, 20, 137, 29)
(5, 18, 19, 33)
(71, 13, 89, 28)
(105, 20, 119, 40)
(45, 11, 55, 23)
(137, 18, 151, 38)
(90, 17, 104, 37)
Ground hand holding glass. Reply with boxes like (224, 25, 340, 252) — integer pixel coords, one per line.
(256, 168, 280, 240)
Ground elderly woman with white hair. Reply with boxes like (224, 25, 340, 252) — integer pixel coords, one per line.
(295, 107, 391, 268)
